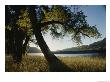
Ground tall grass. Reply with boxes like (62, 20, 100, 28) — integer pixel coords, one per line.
(5, 55, 106, 72)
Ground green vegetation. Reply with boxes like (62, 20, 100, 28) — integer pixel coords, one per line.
(5, 55, 106, 72)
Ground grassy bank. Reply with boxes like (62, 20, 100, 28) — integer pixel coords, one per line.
(5, 55, 106, 72)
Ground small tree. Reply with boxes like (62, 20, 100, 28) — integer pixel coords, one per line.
(5, 5, 32, 63)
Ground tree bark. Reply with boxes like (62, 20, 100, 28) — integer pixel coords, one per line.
(28, 6, 56, 61)
(34, 27, 57, 61)
(12, 28, 25, 63)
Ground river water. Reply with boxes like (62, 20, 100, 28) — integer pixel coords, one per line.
(28, 53, 99, 57)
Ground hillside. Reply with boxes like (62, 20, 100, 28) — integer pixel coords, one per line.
(57, 38, 106, 52)
(27, 38, 106, 53)
(88, 38, 106, 50)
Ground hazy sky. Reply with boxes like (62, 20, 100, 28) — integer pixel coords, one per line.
(30, 5, 106, 51)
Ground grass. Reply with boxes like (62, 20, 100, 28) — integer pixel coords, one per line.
(5, 55, 106, 72)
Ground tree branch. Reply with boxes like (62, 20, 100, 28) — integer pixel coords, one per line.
(80, 31, 90, 38)
(40, 20, 64, 27)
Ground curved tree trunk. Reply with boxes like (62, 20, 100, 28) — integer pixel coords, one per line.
(28, 6, 56, 60)
(34, 27, 72, 71)
(28, 6, 72, 71)
(34, 28, 56, 61)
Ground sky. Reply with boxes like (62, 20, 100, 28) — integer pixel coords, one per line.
(30, 5, 106, 51)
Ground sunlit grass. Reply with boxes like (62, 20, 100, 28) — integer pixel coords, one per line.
(5, 55, 106, 72)
(59, 56, 106, 72)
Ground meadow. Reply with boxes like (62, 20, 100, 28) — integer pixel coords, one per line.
(5, 55, 106, 72)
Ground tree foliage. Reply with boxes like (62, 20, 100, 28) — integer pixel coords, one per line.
(40, 6, 101, 44)
(5, 5, 101, 63)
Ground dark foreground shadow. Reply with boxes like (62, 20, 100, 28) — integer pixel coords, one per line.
(44, 54, 73, 72)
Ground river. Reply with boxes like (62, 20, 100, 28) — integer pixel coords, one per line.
(28, 53, 99, 57)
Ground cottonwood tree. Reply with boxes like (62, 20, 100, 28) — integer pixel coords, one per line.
(5, 6, 32, 63)
(5, 5, 101, 64)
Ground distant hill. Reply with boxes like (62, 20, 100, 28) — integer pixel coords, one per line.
(27, 47, 41, 53)
(88, 38, 106, 50)
(55, 38, 106, 52)
(27, 38, 106, 54)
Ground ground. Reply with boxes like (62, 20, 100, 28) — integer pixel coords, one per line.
(5, 55, 106, 72)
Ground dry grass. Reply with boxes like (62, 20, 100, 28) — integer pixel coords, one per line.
(5, 55, 106, 72)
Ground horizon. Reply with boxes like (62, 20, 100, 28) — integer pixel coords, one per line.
(29, 37, 105, 51)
